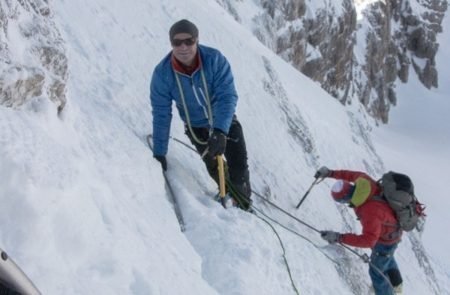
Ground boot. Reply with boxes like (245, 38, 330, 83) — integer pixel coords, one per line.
(230, 181, 252, 210)
(213, 193, 237, 209)
(368, 283, 402, 295)
(387, 268, 402, 294)
(393, 283, 402, 294)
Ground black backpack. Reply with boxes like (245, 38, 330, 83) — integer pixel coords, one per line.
(377, 171, 426, 231)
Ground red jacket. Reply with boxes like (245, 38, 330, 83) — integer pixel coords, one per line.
(330, 170, 402, 248)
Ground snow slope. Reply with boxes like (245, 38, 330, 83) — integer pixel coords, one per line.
(0, 0, 448, 294)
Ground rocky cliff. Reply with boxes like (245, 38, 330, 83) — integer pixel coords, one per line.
(355, 0, 447, 122)
(1, 0, 447, 121)
(0, 0, 67, 113)
(216, 0, 447, 123)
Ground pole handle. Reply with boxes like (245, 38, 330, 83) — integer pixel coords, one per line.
(217, 155, 226, 198)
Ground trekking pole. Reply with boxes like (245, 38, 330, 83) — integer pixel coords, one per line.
(295, 177, 323, 209)
(146, 135, 186, 232)
(217, 154, 228, 207)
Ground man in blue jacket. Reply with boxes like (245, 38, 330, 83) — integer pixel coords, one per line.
(150, 19, 252, 210)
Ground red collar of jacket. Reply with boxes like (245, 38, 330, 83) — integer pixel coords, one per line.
(171, 52, 201, 75)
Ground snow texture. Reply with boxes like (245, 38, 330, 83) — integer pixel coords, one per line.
(0, 0, 449, 294)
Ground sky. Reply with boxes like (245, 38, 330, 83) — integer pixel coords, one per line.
(0, 0, 449, 294)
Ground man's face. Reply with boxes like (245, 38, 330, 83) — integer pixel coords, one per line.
(171, 33, 198, 66)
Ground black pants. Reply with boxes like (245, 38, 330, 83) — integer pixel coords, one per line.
(185, 116, 252, 203)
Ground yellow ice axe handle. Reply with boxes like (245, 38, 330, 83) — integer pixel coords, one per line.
(217, 155, 226, 198)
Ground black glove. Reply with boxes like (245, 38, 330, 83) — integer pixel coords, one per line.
(207, 129, 227, 157)
(154, 155, 167, 171)
(314, 166, 331, 179)
(320, 231, 341, 244)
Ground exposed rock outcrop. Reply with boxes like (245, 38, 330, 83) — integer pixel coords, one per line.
(355, 0, 447, 122)
(216, 0, 448, 123)
(0, 0, 67, 113)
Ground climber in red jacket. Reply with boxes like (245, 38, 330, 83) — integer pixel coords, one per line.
(315, 167, 403, 295)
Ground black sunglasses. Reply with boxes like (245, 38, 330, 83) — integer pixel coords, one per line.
(171, 37, 197, 47)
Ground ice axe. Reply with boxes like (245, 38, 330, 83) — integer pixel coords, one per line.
(295, 177, 323, 209)
(217, 154, 226, 199)
(202, 149, 233, 208)
(217, 154, 234, 208)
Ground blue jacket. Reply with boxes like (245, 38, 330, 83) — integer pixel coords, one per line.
(150, 45, 238, 156)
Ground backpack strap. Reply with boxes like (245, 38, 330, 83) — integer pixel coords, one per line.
(371, 194, 385, 202)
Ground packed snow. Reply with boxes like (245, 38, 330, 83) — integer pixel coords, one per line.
(0, 0, 449, 294)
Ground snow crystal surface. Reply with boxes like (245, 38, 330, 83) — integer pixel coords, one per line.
(0, 0, 449, 294)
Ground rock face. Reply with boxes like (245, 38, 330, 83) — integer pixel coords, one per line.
(256, 0, 357, 104)
(355, 0, 447, 122)
(0, 0, 67, 113)
(216, 0, 448, 123)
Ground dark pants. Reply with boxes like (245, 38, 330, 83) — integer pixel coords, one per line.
(369, 243, 402, 295)
(185, 116, 252, 205)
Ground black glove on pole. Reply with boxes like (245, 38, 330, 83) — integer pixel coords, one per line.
(314, 166, 331, 179)
(207, 129, 227, 157)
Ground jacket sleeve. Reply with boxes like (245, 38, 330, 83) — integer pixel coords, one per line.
(340, 205, 382, 248)
(210, 51, 238, 134)
(330, 170, 373, 183)
(150, 68, 173, 156)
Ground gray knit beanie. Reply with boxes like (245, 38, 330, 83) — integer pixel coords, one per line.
(169, 19, 199, 40)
